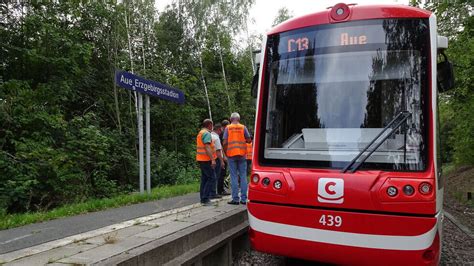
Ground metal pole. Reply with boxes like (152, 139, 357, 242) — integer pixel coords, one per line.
(145, 95, 151, 194)
(138, 93, 144, 194)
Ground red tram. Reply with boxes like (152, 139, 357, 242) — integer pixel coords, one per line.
(247, 3, 454, 265)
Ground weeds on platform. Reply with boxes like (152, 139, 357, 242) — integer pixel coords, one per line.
(103, 232, 118, 244)
(0, 183, 199, 230)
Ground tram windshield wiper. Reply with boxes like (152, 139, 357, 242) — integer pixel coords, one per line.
(341, 111, 411, 173)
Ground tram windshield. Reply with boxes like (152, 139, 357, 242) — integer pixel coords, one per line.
(261, 19, 429, 171)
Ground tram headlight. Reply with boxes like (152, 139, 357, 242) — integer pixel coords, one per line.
(419, 182, 433, 195)
(251, 174, 260, 184)
(262, 177, 271, 187)
(403, 185, 415, 196)
(273, 180, 282, 190)
(387, 186, 398, 197)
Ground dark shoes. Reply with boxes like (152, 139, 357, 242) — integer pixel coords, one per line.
(227, 200, 240, 205)
(202, 201, 214, 206)
(227, 200, 247, 205)
(210, 195, 223, 199)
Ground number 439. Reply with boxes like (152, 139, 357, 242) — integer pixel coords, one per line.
(319, 215, 342, 227)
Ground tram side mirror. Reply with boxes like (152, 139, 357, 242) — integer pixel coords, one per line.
(251, 66, 259, 98)
(437, 51, 455, 92)
(251, 50, 261, 98)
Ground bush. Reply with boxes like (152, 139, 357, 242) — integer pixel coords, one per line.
(0, 93, 135, 212)
(152, 147, 200, 186)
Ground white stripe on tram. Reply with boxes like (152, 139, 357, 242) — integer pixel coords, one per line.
(248, 211, 439, 250)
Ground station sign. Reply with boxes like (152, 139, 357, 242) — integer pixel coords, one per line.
(115, 70, 185, 104)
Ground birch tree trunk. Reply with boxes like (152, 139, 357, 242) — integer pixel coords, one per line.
(124, 7, 138, 119)
(198, 48, 212, 121)
(214, 5, 232, 114)
(216, 35, 232, 113)
(245, 22, 255, 73)
(124, 5, 138, 158)
(113, 3, 122, 133)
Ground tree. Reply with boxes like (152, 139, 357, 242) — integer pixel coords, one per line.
(424, 1, 474, 166)
(272, 7, 293, 26)
(0, 0, 257, 214)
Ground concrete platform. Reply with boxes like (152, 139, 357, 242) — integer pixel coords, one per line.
(0, 193, 201, 254)
(0, 198, 249, 265)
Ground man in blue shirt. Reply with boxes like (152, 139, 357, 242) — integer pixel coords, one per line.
(223, 113, 251, 205)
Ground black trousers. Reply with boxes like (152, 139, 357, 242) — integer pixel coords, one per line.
(199, 161, 215, 203)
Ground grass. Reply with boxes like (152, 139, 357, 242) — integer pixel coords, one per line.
(442, 163, 456, 176)
(0, 183, 199, 231)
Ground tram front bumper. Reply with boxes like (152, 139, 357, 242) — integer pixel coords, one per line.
(248, 201, 441, 266)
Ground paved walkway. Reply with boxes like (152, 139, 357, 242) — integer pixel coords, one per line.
(0, 193, 200, 254)
(0, 196, 242, 265)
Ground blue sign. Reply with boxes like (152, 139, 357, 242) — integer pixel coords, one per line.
(115, 70, 185, 104)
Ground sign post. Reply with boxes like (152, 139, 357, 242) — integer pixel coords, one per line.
(115, 70, 185, 194)
(138, 93, 144, 193)
(145, 95, 151, 194)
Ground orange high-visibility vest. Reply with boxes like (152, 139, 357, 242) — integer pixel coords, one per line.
(246, 142, 253, 160)
(196, 129, 216, 161)
(226, 123, 247, 157)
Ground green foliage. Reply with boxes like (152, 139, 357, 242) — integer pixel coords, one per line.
(272, 7, 293, 26)
(153, 147, 200, 186)
(424, 0, 472, 38)
(0, 1, 256, 216)
(446, 18, 474, 166)
(438, 97, 455, 163)
(0, 80, 134, 212)
(430, 1, 474, 166)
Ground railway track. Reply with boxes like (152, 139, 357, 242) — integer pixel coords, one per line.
(444, 211, 474, 239)
(440, 211, 474, 265)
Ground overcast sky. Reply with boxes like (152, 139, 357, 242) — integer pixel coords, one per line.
(155, 0, 409, 36)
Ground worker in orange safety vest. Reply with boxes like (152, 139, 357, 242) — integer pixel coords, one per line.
(196, 119, 217, 206)
(223, 112, 251, 205)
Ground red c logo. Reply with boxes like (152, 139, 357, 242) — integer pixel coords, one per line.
(325, 182, 337, 195)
